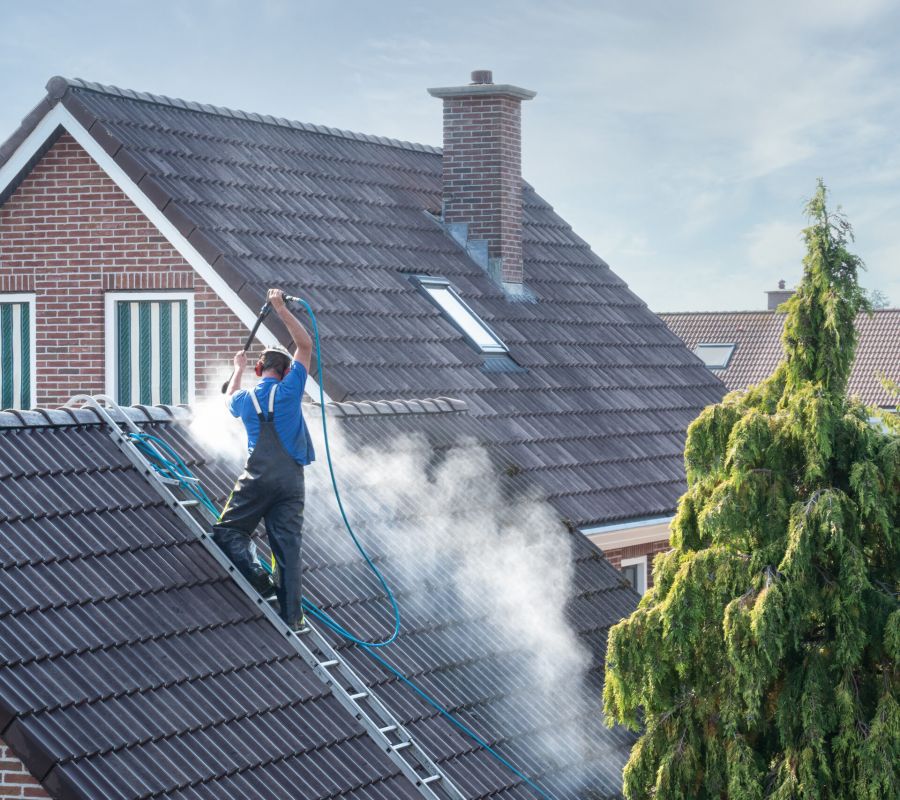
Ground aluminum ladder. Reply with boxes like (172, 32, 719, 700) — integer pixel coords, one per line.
(65, 395, 467, 800)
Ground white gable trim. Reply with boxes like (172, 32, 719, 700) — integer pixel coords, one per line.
(0, 103, 331, 403)
(0, 109, 67, 193)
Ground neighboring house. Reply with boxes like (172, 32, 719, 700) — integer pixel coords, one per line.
(0, 73, 724, 589)
(661, 283, 900, 409)
(0, 400, 638, 799)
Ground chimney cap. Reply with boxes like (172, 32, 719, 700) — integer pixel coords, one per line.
(428, 71, 536, 101)
(778, 279, 786, 289)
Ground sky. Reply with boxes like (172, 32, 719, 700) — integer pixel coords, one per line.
(2, 0, 898, 311)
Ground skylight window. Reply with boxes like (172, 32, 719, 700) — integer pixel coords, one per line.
(694, 343, 736, 369)
(414, 277, 508, 354)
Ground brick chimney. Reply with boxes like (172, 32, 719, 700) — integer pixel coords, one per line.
(428, 71, 536, 287)
(766, 279, 795, 310)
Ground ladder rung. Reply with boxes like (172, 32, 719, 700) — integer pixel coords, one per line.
(379, 725, 398, 734)
(392, 741, 412, 751)
(179, 500, 199, 507)
(349, 691, 368, 701)
(319, 659, 339, 668)
(422, 775, 441, 785)
(293, 625, 312, 635)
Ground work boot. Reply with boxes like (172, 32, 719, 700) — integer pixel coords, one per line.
(248, 567, 276, 600)
(289, 614, 308, 634)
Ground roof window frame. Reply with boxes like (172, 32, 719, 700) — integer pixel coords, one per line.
(693, 342, 737, 369)
(412, 275, 509, 354)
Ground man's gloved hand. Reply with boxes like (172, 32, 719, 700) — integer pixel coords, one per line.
(267, 288, 286, 309)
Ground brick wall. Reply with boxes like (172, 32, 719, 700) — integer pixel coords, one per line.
(0, 739, 49, 798)
(0, 134, 258, 407)
(439, 92, 526, 284)
(602, 539, 672, 589)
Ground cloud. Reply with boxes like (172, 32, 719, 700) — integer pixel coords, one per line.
(2, 0, 900, 312)
(744, 220, 805, 280)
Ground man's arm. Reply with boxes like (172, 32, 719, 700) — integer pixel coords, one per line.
(226, 351, 246, 396)
(268, 288, 313, 371)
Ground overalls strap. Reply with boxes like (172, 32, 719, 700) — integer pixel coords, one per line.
(248, 385, 278, 421)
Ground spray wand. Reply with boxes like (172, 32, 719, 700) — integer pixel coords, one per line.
(219, 301, 271, 394)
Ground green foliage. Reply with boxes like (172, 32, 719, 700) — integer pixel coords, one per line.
(604, 182, 899, 799)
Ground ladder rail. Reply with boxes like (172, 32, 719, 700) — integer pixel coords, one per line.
(65, 395, 467, 800)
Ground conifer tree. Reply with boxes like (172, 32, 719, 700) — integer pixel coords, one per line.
(603, 181, 899, 799)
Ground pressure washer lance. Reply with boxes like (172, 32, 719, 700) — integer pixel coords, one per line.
(219, 301, 272, 394)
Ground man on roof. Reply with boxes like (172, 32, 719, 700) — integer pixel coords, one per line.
(215, 288, 316, 632)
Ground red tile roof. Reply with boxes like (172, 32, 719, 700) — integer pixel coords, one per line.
(660, 309, 900, 408)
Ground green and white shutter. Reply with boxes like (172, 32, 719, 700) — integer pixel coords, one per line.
(113, 297, 191, 405)
(0, 297, 33, 409)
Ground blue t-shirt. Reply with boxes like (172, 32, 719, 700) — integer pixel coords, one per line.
(228, 361, 315, 466)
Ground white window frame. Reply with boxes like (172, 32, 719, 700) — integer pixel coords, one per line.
(621, 556, 648, 596)
(694, 342, 736, 369)
(0, 293, 37, 410)
(414, 275, 508, 354)
(104, 291, 196, 405)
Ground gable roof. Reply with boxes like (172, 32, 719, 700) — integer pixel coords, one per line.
(0, 77, 725, 529)
(660, 309, 900, 408)
(0, 401, 635, 799)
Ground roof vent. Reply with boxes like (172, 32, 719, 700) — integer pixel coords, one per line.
(470, 70, 493, 85)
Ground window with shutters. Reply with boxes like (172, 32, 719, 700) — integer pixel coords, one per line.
(0, 294, 36, 410)
(104, 292, 194, 405)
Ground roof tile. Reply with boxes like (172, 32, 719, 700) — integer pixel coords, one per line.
(0, 407, 636, 798)
(25, 77, 725, 524)
(661, 310, 899, 407)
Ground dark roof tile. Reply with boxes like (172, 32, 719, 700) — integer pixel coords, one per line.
(0, 405, 635, 798)
(0, 79, 732, 527)
(0, 417, 422, 797)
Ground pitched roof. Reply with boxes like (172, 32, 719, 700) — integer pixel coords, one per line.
(0, 407, 420, 799)
(0, 77, 725, 528)
(0, 402, 636, 800)
(660, 309, 900, 408)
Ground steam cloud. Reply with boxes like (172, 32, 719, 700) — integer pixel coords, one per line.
(188, 386, 604, 785)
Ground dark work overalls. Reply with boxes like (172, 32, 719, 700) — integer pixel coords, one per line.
(213, 384, 305, 627)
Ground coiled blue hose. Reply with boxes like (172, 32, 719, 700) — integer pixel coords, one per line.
(130, 433, 220, 518)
